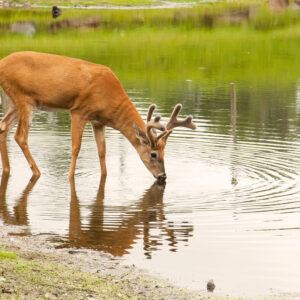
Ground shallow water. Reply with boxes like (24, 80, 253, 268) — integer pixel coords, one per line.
(1, 7, 300, 296)
(1, 78, 300, 297)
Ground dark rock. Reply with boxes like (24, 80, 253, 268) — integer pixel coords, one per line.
(52, 6, 62, 19)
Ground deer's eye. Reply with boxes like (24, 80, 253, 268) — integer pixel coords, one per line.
(150, 152, 157, 158)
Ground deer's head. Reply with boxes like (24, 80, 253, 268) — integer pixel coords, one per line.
(134, 104, 196, 183)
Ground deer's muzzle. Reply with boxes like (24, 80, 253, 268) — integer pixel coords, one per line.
(157, 173, 167, 183)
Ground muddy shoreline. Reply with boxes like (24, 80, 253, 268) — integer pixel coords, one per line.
(0, 222, 288, 299)
(0, 222, 212, 299)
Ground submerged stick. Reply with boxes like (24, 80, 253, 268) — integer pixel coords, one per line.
(230, 82, 237, 143)
(230, 83, 238, 186)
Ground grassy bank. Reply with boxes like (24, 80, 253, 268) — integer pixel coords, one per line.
(1, 26, 299, 86)
(0, 249, 135, 299)
(0, 3, 300, 87)
(1, 246, 200, 300)
(1, 2, 300, 30)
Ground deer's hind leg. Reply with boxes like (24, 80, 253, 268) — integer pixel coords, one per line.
(14, 103, 40, 177)
(0, 103, 18, 174)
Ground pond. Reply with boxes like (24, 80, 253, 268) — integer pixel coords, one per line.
(1, 6, 300, 297)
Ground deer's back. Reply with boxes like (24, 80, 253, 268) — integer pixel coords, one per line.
(0, 51, 122, 111)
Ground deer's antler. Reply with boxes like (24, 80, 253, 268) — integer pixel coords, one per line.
(146, 104, 165, 147)
(146, 104, 196, 147)
(166, 104, 197, 131)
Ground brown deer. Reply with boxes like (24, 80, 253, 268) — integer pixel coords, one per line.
(0, 51, 196, 181)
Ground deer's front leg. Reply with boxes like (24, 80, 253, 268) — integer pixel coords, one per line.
(69, 113, 87, 178)
(91, 123, 107, 176)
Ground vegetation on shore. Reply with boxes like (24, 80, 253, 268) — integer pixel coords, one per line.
(0, 3, 300, 86)
(1, 2, 300, 30)
(0, 249, 137, 299)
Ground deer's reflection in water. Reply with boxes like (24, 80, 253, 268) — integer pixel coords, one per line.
(69, 177, 193, 258)
(0, 173, 193, 258)
(0, 172, 39, 235)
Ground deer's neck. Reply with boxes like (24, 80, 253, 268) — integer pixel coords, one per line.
(110, 98, 145, 149)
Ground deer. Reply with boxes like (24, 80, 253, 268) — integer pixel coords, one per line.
(0, 51, 196, 182)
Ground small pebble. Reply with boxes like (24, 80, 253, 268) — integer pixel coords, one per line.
(207, 279, 215, 292)
(45, 292, 57, 300)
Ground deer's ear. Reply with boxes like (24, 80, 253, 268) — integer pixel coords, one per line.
(134, 123, 149, 144)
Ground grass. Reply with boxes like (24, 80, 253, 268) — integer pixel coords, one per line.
(1, 25, 299, 85)
(0, 249, 138, 299)
(0, 251, 17, 260)
(1, 2, 300, 30)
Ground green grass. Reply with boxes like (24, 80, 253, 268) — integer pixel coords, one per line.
(0, 251, 17, 260)
(1, 25, 299, 84)
(0, 250, 138, 299)
(1, 2, 300, 30)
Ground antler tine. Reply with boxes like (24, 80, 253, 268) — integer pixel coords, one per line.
(166, 104, 197, 131)
(146, 104, 166, 147)
(146, 117, 166, 147)
(147, 104, 157, 122)
(157, 130, 172, 141)
(169, 103, 182, 121)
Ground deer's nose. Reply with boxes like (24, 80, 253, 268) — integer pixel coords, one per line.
(157, 173, 167, 182)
